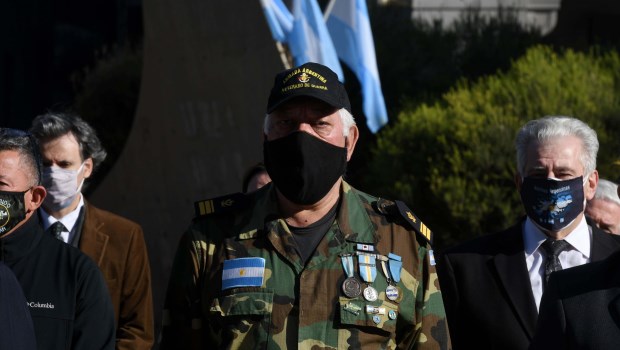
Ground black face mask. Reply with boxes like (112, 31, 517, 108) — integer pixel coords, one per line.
(264, 131, 348, 205)
(520, 176, 585, 232)
(0, 189, 28, 236)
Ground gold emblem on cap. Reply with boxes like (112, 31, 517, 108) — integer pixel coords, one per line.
(298, 72, 310, 83)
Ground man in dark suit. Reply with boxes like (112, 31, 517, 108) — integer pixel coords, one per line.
(530, 249, 620, 349)
(30, 113, 154, 350)
(437, 116, 620, 350)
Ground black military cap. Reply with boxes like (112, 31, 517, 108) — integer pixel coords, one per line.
(266, 62, 351, 114)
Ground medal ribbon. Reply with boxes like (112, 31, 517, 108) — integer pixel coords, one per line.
(356, 243, 374, 252)
(358, 254, 377, 283)
(388, 253, 402, 283)
(340, 254, 354, 278)
(380, 259, 392, 284)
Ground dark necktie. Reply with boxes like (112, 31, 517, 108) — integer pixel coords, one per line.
(541, 239, 571, 287)
(49, 221, 66, 240)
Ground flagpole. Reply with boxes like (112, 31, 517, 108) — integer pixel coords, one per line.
(275, 41, 292, 69)
(323, 0, 336, 20)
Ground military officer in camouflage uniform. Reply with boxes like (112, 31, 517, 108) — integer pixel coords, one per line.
(161, 62, 451, 349)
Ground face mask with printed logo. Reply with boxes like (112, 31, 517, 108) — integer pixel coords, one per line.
(42, 163, 85, 212)
(0, 190, 27, 236)
(520, 176, 585, 232)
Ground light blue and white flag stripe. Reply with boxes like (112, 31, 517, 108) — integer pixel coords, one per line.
(222, 257, 266, 290)
(289, 0, 344, 82)
(326, 0, 388, 133)
(259, 0, 294, 43)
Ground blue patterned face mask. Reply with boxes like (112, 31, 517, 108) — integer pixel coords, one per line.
(520, 176, 585, 232)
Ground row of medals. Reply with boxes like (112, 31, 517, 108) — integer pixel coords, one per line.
(341, 253, 402, 303)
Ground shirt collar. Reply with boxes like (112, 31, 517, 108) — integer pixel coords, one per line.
(523, 215, 591, 258)
(40, 194, 85, 233)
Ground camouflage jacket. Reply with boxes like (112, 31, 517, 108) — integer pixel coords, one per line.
(161, 181, 451, 349)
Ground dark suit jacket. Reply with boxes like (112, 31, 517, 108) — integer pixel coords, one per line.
(530, 249, 620, 350)
(437, 218, 620, 350)
(79, 202, 154, 350)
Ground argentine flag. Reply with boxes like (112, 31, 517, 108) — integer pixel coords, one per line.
(326, 0, 388, 133)
(222, 257, 266, 290)
(259, 0, 294, 42)
(289, 0, 344, 81)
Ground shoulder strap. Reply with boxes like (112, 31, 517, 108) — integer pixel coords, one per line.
(194, 192, 249, 218)
(373, 199, 433, 244)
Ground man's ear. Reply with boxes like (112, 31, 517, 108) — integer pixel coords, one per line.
(584, 170, 599, 201)
(25, 185, 46, 213)
(345, 125, 359, 161)
(82, 158, 94, 179)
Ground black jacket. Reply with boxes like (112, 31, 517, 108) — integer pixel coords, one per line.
(1, 213, 115, 350)
(530, 249, 620, 350)
(0, 261, 37, 350)
(437, 218, 620, 350)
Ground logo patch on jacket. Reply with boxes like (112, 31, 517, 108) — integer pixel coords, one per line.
(222, 257, 266, 290)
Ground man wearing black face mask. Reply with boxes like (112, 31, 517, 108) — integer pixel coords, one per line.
(161, 62, 451, 349)
(437, 116, 620, 350)
(0, 128, 115, 349)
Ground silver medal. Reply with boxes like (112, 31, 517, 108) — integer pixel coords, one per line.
(363, 285, 378, 301)
(386, 285, 399, 301)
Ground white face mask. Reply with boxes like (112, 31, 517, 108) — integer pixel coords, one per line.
(42, 163, 85, 212)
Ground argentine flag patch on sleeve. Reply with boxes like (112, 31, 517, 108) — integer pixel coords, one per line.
(222, 257, 266, 290)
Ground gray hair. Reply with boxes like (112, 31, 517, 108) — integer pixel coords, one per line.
(515, 116, 599, 176)
(592, 178, 620, 205)
(264, 108, 356, 137)
(0, 129, 42, 187)
(29, 112, 107, 173)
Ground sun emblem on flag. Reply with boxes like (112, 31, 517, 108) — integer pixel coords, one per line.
(239, 269, 245, 276)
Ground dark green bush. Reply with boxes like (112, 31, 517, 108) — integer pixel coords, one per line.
(365, 45, 620, 249)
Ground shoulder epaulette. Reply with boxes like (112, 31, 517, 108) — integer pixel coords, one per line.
(373, 199, 433, 244)
(194, 192, 249, 218)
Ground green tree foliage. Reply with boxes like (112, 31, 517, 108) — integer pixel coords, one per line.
(364, 46, 620, 249)
(368, 6, 542, 118)
(348, 6, 543, 186)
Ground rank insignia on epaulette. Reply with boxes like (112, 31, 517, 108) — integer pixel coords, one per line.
(394, 200, 433, 244)
(194, 192, 249, 217)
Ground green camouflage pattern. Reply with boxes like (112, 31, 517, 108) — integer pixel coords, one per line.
(161, 181, 451, 349)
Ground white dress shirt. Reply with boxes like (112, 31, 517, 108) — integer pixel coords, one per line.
(523, 215, 591, 311)
(40, 194, 85, 244)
